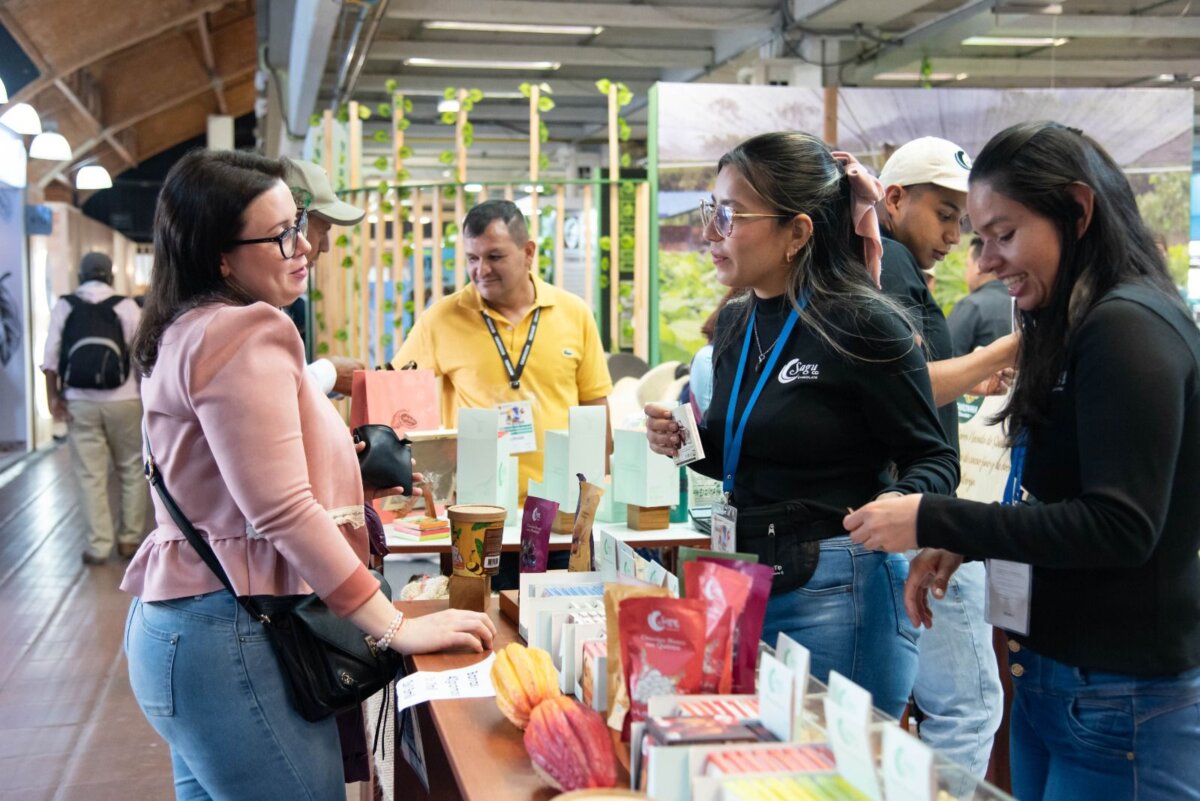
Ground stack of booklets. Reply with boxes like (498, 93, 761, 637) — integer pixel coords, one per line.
(393, 514, 450, 541)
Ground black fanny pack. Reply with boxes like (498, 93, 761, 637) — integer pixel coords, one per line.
(736, 499, 846, 596)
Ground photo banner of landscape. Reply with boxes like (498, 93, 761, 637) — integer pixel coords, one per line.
(652, 83, 1193, 364)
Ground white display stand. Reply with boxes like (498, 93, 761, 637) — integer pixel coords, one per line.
(527, 405, 607, 510)
(455, 408, 519, 523)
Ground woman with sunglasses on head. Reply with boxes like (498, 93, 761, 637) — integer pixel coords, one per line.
(121, 149, 495, 800)
(846, 122, 1200, 800)
(646, 132, 958, 717)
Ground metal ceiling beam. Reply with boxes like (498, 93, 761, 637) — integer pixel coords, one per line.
(368, 40, 712, 70)
(861, 57, 1200, 80)
(991, 13, 1200, 39)
(385, 0, 777, 30)
(789, 0, 934, 30)
(839, 0, 998, 83)
(285, 0, 342, 136)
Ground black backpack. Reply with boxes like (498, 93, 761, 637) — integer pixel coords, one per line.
(58, 295, 130, 390)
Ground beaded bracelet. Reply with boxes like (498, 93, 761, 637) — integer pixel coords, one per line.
(377, 611, 405, 651)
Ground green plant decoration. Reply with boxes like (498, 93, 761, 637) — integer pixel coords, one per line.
(385, 78, 398, 94)
(335, 234, 350, 248)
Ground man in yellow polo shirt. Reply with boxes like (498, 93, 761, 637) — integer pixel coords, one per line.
(392, 199, 613, 500)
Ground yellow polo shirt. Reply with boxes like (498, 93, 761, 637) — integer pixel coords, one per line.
(393, 274, 612, 495)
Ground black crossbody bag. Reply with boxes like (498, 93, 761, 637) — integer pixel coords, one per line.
(143, 435, 402, 723)
(735, 499, 847, 595)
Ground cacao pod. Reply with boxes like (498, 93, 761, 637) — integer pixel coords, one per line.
(492, 642, 561, 729)
(524, 695, 618, 791)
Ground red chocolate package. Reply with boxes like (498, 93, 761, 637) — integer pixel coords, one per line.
(697, 557, 774, 694)
(684, 561, 752, 694)
(618, 597, 707, 739)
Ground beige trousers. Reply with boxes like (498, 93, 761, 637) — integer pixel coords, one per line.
(66, 398, 148, 558)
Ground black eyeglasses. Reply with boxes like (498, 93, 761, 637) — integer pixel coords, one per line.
(226, 209, 308, 259)
(699, 200, 790, 238)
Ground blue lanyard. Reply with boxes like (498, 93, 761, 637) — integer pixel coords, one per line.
(1003, 430, 1028, 505)
(722, 303, 802, 496)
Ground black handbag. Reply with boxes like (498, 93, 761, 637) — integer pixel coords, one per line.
(143, 435, 402, 723)
(352, 424, 413, 495)
(735, 499, 846, 596)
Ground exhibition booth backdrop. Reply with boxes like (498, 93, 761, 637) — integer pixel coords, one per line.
(306, 84, 1192, 378)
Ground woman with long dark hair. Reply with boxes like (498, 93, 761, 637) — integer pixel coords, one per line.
(847, 122, 1200, 800)
(646, 132, 959, 717)
(122, 149, 494, 799)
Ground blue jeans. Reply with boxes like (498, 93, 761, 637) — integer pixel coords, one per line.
(1009, 645, 1200, 801)
(911, 560, 1003, 795)
(760, 536, 920, 718)
(124, 593, 344, 801)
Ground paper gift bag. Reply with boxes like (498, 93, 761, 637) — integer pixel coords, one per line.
(349, 369, 441, 436)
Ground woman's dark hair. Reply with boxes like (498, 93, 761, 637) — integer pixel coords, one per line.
(714, 132, 914, 361)
(132, 149, 288, 374)
(970, 122, 1182, 439)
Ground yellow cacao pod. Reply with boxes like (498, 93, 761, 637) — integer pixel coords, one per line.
(492, 642, 561, 729)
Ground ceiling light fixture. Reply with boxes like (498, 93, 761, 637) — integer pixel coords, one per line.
(437, 99, 461, 113)
(75, 164, 113, 190)
(1157, 73, 1177, 81)
(404, 57, 561, 71)
(962, 36, 1068, 47)
(424, 21, 603, 36)
(875, 72, 969, 82)
(0, 102, 41, 135)
(29, 131, 72, 160)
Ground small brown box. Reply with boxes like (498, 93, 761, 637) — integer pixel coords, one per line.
(448, 573, 491, 612)
(626, 504, 671, 531)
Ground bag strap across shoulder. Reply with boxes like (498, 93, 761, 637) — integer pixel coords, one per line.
(141, 422, 268, 622)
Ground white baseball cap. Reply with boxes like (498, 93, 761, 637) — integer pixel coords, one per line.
(285, 159, 365, 225)
(878, 137, 972, 194)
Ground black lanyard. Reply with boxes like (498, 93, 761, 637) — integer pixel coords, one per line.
(481, 307, 541, 390)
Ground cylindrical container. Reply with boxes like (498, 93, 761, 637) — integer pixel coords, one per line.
(447, 504, 507, 577)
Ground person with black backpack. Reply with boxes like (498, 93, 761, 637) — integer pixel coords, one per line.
(41, 251, 147, 565)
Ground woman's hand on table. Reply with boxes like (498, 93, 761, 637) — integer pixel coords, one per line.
(645, 403, 681, 458)
(843, 493, 921, 553)
(393, 608, 497, 655)
(904, 548, 965, 629)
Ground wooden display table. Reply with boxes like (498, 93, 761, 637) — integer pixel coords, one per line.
(386, 520, 709, 556)
(392, 599, 628, 801)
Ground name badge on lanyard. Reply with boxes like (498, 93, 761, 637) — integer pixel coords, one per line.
(713, 302, 803, 552)
(985, 433, 1032, 635)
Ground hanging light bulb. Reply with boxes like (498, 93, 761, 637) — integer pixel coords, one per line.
(75, 164, 113, 190)
(29, 131, 72, 160)
(0, 102, 41, 135)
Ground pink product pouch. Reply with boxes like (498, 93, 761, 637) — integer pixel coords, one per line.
(698, 557, 774, 694)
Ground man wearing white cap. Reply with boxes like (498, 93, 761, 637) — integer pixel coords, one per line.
(286, 159, 366, 395)
(877, 137, 1009, 793)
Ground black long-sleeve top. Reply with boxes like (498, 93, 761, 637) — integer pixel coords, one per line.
(879, 238, 958, 453)
(690, 293, 959, 513)
(919, 285, 1200, 675)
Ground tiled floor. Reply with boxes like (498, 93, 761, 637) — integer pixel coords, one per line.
(0, 445, 174, 800)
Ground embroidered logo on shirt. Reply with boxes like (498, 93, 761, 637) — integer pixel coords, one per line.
(562, 348, 577, 358)
(778, 359, 819, 383)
